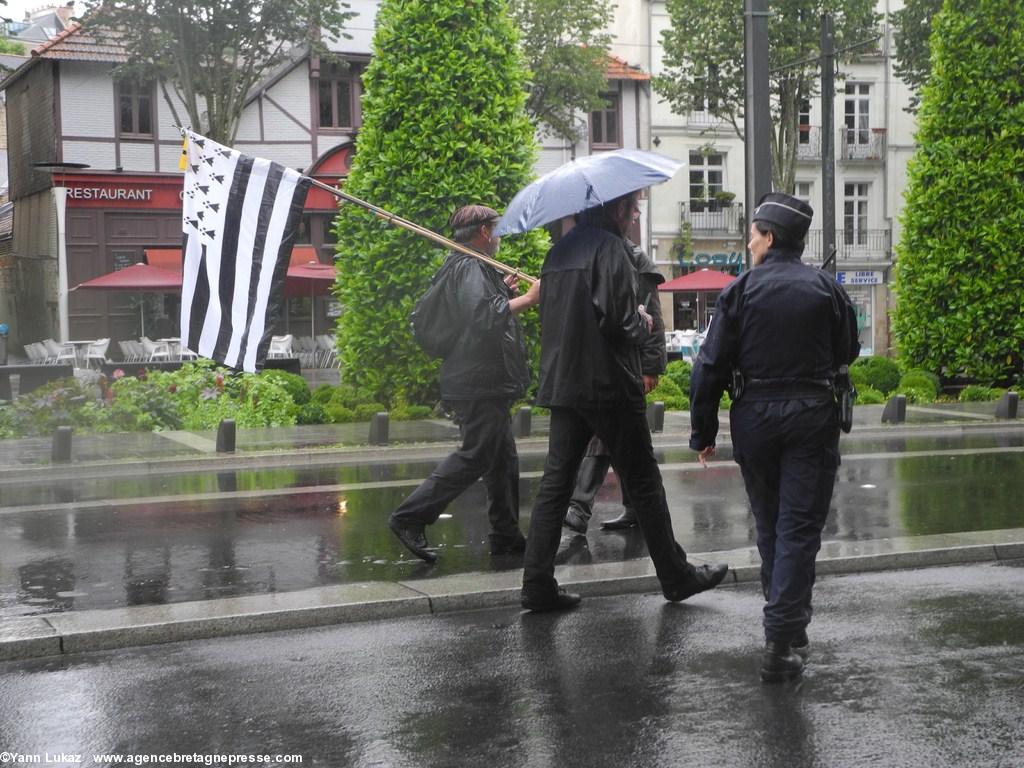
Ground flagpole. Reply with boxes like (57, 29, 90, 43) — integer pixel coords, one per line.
(306, 179, 537, 285)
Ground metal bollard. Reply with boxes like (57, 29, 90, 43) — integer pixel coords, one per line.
(369, 411, 390, 445)
(512, 406, 532, 438)
(646, 401, 665, 433)
(881, 394, 906, 424)
(52, 426, 73, 463)
(995, 391, 1019, 420)
(216, 419, 236, 452)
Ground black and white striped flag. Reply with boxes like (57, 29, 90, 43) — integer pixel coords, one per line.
(180, 130, 311, 372)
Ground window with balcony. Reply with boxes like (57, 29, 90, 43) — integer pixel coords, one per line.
(116, 80, 154, 138)
(689, 151, 724, 211)
(844, 182, 869, 246)
(318, 61, 361, 130)
(844, 83, 870, 147)
(590, 91, 621, 149)
(692, 63, 720, 113)
(798, 98, 811, 145)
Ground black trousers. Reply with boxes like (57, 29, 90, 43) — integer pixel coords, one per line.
(729, 397, 840, 643)
(391, 398, 522, 543)
(568, 436, 633, 521)
(523, 405, 689, 598)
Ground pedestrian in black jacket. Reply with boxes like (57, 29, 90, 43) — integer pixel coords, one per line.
(563, 241, 666, 534)
(521, 191, 729, 611)
(689, 192, 860, 681)
(389, 205, 540, 563)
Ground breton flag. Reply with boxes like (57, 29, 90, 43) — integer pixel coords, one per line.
(180, 130, 311, 372)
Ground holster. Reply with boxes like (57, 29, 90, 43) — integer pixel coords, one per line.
(730, 369, 745, 401)
(834, 365, 855, 433)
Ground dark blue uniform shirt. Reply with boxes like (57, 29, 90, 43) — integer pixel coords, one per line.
(689, 245, 860, 450)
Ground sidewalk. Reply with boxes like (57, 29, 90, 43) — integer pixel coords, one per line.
(1, 404, 1023, 662)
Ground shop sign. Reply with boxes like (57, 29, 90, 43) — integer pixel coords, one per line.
(836, 270, 883, 285)
(64, 175, 185, 209)
(678, 250, 744, 269)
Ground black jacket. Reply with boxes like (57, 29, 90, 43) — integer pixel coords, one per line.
(535, 224, 651, 410)
(438, 252, 530, 402)
(629, 242, 667, 377)
(689, 246, 861, 449)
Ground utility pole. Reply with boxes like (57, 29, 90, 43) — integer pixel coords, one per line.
(744, 0, 772, 271)
(820, 14, 837, 276)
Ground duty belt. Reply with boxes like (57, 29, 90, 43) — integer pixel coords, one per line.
(740, 376, 834, 402)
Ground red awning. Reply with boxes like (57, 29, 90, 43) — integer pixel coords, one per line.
(72, 262, 182, 292)
(658, 268, 736, 292)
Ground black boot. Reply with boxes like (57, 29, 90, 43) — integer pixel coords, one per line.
(563, 503, 590, 534)
(389, 517, 438, 563)
(600, 506, 638, 530)
(662, 563, 729, 602)
(791, 629, 810, 659)
(760, 641, 804, 683)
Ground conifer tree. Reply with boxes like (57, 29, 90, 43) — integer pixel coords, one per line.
(892, 0, 1024, 383)
(333, 0, 547, 405)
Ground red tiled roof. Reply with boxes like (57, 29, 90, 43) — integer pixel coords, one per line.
(31, 21, 128, 63)
(605, 54, 649, 81)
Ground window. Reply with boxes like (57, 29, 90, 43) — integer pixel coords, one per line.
(844, 84, 870, 146)
(590, 91, 621, 149)
(117, 80, 154, 138)
(795, 181, 812, 207)
(689, 151, 724, 209)
(844, 182, 869, 246)
(318, 62, 361, 130)
(798, 98, 811, 144)
(693, 63, 720, 113)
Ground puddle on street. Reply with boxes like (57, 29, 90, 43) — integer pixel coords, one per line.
(1, 435, 1022, 618)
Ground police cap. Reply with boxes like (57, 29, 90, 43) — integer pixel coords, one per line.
(751, 193, 814, 240)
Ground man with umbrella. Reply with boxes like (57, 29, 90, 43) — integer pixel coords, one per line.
(509, 186, 729, 612)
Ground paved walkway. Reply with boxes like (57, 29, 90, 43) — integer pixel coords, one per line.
(1, 403, 1023, 661)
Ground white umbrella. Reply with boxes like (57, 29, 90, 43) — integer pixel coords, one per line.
(495, 149, 683, 236)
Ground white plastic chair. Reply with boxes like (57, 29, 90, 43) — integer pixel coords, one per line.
(316, 334, 338, 368)
(42, 338, 76, 366)
(268, 334, 293, 358)
(85, 338, 110, 368)
(24, 342, 49, 364)
(140, 337, 171, 361)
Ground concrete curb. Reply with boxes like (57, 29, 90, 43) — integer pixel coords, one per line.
(3, 529, 1022, 663)
(2, 419, 1021, 485)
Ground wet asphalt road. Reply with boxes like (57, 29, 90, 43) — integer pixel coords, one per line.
(2, 429, 1024, 619)
(1, 562, 1022, 768)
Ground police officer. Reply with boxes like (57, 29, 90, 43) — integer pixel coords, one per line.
(689, 192, 860, 682)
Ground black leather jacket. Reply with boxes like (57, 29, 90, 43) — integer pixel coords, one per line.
(535, 224, 651, 410)
(689, 245, 861, 449)
(629, 241, 667, 377)
(438, 252, 530, 402)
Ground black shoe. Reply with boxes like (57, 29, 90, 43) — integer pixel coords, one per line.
(760, 640, 805, 683)
(563, 505, 589, 534)
(490, 533, 527, 555)
(791, 629, 810, 659)
(600, 508, 638, 530)
(662, 563, 729, 602)
(521, 587, 582, 612)
(389, 518, 437, 563)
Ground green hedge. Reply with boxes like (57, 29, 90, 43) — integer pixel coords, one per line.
(892, 0, 1024, 383)
(333, 0, 548, 406)
(851, 356, 901, 395)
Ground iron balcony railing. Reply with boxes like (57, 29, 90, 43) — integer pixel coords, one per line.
(797, 126, 887, 161)
(680, 200, 746, 234)
(802, 228, 892, 263)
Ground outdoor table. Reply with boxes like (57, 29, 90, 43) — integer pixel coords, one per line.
(67, 339, 98, 368)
